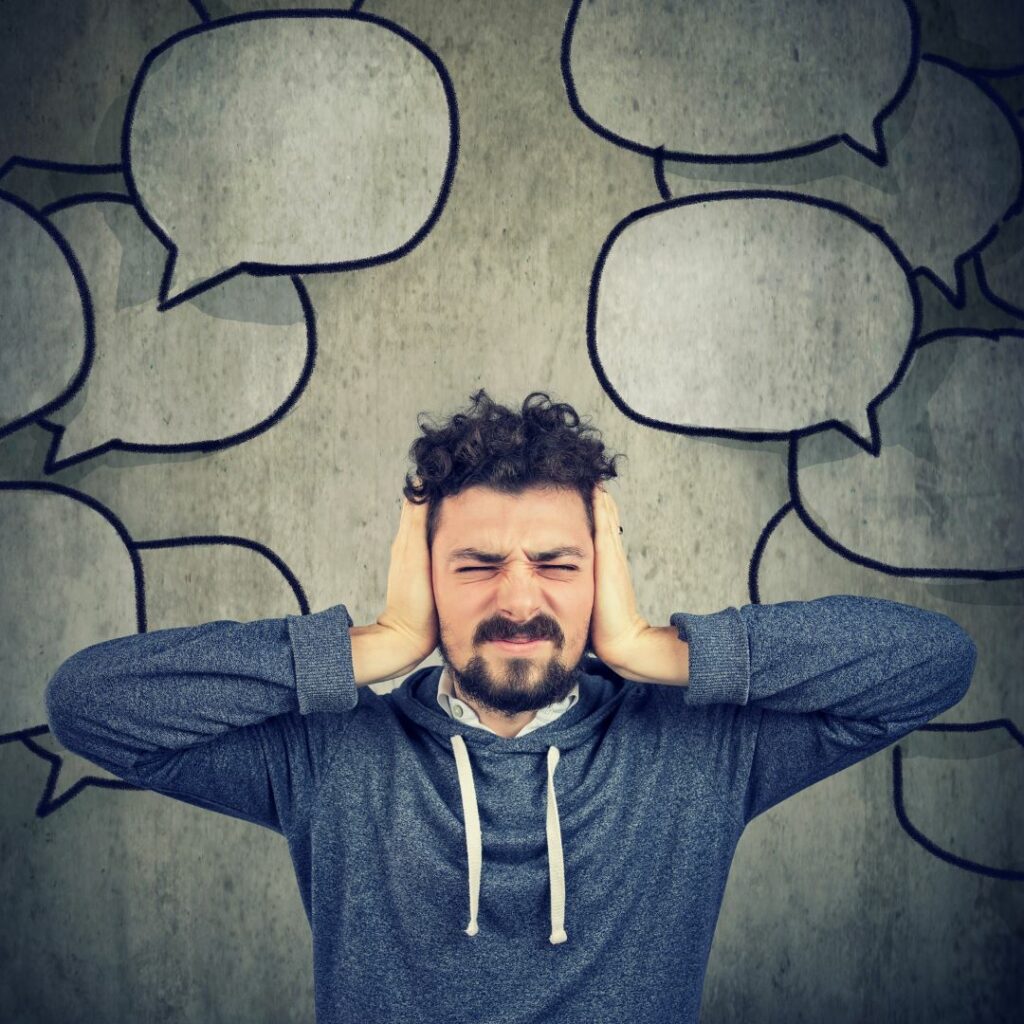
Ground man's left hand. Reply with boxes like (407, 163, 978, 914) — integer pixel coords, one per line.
(589, 483, 691, 686)
(590, 483, 652, 672)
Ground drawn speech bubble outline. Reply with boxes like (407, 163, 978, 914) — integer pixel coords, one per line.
(123, 9, 459, 310)
(562, 0, 919, 166)
(0, 189, 94, 442)
(588, 190, 922, 453)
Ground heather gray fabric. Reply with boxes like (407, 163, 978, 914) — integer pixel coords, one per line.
(44, 594, 976, 1024)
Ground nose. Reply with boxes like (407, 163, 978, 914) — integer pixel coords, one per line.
(494, 566, 556, 639)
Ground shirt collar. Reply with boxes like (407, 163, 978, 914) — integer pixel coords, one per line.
(436, 664, 580, 738)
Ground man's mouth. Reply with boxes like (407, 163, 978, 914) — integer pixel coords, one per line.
(491, 637, 549, 649)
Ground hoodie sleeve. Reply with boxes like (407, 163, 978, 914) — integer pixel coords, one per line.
(44, 603, 360, 836)
(668, 594, 977, 826)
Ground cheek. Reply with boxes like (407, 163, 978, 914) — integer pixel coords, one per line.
(565, 587, 595, 632)
(433, 581, 474, 632)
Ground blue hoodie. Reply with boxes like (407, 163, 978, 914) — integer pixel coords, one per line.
(44, 594, 976, 1024)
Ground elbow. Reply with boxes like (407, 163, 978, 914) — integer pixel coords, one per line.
(934, 618, 978, 710)
(44, 653, 95, 749)
(44, 662, 75, 745)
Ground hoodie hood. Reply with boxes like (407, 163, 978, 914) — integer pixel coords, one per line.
(388, 657, 634, 945)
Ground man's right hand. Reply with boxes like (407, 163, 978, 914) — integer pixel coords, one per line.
(351, 490, 440, 685)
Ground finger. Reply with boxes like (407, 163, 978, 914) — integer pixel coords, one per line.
(604, 492, 627, 554)
(593, 484, 609, 534)
(603, 487, 619, 529)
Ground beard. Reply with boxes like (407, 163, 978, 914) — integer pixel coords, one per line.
(437, 630, 585, 718)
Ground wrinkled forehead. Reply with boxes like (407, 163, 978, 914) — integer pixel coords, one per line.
(435, 485, 591, 551)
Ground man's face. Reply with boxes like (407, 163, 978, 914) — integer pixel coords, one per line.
(430, 484, 595, 717)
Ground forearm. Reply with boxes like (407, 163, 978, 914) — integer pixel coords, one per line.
(44, 608, 351, 771)
(609, 625, 690, 685)
(671, 595, 975, 716)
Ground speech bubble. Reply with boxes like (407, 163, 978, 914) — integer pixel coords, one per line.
(590, 191, 919, 448)
(34, 527, 312, 810)
(0, 478, 311, 814)
(841, 56, 1024, 299)
(661, 57, 1024, 303)
(916, 0, 1024, 73)
(794, 329, 1024, 573)
(39, 195, 314, 470)
(0, 0, 201, 176)
(978, 212, 1024, 319)
(0, 189, 93, 441)
(0, 482, 139, 740)
(894, 725, 1024, 880)
(562, 0, 917, 163)
(124, 10, 458, 309)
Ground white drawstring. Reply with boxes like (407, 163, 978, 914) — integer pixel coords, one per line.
(449, 734, 568, 944)
(450, 733, 482, 937)
(545, 746, 568, 944)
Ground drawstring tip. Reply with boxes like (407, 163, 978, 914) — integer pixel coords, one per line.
(549, 928, 568, 945)
(465, 920, 479, 937)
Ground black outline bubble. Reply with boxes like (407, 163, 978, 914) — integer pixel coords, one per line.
(747, 501, 1022, 880)
(892, 720, 1024, 880)
(0, 479, 310, 818)
(911, 54, 1024, 308)
(0, 189, 95, 443)
(0, 0, 206, 181)
(970, 69, 1024, 317)
(921, 13, 1024, 81)
(30, 193, 318, 474)
(746, 500, 793, 607)
(652, 148, 671, 202)
(587, 189, 923, 456)
(120, 8, 460, 311)
(561, 0, 922, 167)
(975, 250, 1024, 320)
(780, 327, 1024, 581)
(0, 158, 122, 186)
(650, 54, 1024, 311)
(978, 64, 1024, 79)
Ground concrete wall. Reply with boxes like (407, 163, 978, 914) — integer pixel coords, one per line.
(1, 1, 1022, 1020)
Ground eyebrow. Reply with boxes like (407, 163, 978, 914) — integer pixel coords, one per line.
(448, 545, 588, 564)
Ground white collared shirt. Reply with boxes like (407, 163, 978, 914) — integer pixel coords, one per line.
(435, 664, 580, 738)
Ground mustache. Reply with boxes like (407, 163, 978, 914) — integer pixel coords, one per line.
(481, 620, 560, 642)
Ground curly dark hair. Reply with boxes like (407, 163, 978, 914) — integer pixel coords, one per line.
(403, 389, 627, 552)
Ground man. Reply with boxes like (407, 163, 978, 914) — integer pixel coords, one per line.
(46, 390, 976, 1024)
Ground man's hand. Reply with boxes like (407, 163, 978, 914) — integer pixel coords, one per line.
(352, 485, 440, 685)
(590, 483, 652, 672)
(590, 484, 689, 686)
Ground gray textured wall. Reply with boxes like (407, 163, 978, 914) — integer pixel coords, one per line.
(2, 1, 1023, 1021)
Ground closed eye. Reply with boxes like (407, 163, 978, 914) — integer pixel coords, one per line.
(457, 565, 578, 573)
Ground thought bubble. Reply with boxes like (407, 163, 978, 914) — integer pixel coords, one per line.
(590, 191, 919, 447)
(39, 195, 314, 470)
(0, 190, 93, 441)
(562, 0, 917, 163)
(124, 10, 458, 308)
(0, 0, 201, 175)
(794, 330, 1024, 573)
